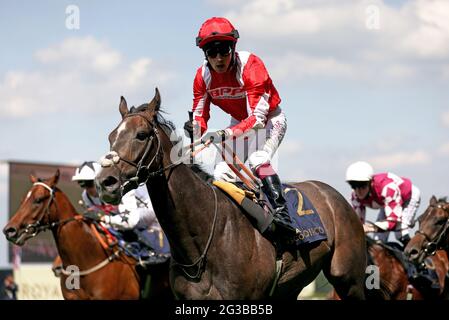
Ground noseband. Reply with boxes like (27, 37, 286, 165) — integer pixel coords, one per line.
(21, 182, 85, 240)
(415, 204, 449, 257)
(22, 182, 56, 237)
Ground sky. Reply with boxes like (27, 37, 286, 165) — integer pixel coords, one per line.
(0, 0, 448, 227)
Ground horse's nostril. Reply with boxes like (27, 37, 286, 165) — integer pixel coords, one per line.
(3, 227, 18, 240)
(103, 176, 119, 188)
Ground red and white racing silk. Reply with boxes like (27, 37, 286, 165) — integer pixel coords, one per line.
(192, 51, 281, 136)
(351, 173, 412, 230)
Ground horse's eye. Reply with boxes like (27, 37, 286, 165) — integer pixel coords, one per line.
(436, 219, 446, 225)
(33, 197, 44, 204)
(136, 131, 148, 141)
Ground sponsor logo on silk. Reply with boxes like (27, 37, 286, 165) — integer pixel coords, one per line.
(208, 87, 246, 99)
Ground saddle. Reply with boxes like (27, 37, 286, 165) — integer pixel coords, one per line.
(213, 180, 327, 247)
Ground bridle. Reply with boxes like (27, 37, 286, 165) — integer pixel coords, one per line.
(100, 111, 218, 279)
(415, 203, 449, 257)
(20, 182, 83, 240)
(101, 113, 184, 195)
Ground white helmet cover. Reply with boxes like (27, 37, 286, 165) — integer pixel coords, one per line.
(345, 161, 374, 182)
(72, 161, 101, 181)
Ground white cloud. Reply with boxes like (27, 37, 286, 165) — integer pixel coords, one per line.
(35, 36, 123, 74)
(442, 111, 449, 127)
(220, 0, 449, 81)
(368, 150, 431, 168)
(268, 53, 355, 80)
(400, 0, 449, 58)
(0, 36, 175, 119)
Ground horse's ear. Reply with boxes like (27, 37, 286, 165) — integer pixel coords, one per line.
(148, 87, 161, 113)
(30, 174, 38, 183)
(119, 96, 129, 119)
(48, 169, 60, 187)
(430, 195, 437, 205)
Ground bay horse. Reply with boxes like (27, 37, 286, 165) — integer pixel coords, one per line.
(404, 196, 449, 299)
(365, 237, 423, 299)
(329, 236, 422, 300)
(3, 170, 172, 300)
(96, 89, 367, 299)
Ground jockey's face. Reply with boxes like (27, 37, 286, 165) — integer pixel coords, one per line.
(78, 180, 98, 197)
(205, 42, 233, 73)
(354, 184, 370, 200)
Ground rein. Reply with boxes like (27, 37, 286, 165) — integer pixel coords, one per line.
(171, 185, 218, 279)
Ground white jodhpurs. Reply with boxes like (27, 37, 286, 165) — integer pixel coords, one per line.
(373, 184, 421, 242)
(213, 107, 287, 182)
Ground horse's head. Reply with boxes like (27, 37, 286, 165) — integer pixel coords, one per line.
(96, 88, 164, 205)
(405, 196, 449, 264)
(3, 170, 60, 246)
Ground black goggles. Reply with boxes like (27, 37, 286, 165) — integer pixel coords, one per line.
(78, 180, 94, 188)
(348, 181, 369, 190)
(205, 44, 232, 58)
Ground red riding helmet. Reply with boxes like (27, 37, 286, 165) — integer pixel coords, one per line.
(196, 17, 239, 48)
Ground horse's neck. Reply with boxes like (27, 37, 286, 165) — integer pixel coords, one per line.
(148, 130, 218, 262)
(51, 192, 106, 268)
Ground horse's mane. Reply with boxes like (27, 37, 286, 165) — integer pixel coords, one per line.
(437, 196, 448, 203)
(130, 104, 213, 182)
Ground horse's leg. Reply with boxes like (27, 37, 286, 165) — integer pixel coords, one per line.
(323, 240, 366, 300)
(322, 201, 366, 299)
(145, 262, 172, 300)
(137, 261, 172, 300)
(291, 181, 366, 299)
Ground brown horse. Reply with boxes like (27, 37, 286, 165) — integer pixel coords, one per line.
(95, 89, 367, 299)
(3, 170, 172, 300)
(405, 196, 449, 299)
(365, 237, 423, 299)
(329, 236, 422, 300)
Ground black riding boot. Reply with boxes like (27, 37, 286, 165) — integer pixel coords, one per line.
(261, 174, 298, 241)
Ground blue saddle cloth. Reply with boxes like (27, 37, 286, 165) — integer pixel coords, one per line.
(281, 184, 327, 245)
(108, 228, 170, 263)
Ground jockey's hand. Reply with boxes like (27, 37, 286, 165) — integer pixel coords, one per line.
(363, 223, 378, 233)
(83, 210, 103, 221)
(201, 130, 229, 144)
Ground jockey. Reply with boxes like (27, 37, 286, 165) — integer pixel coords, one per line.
(72, 161, 116, 213)
(184, 17, 297, 242)
(72, 161, 168, 263)
(345, 161, 421, 247)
